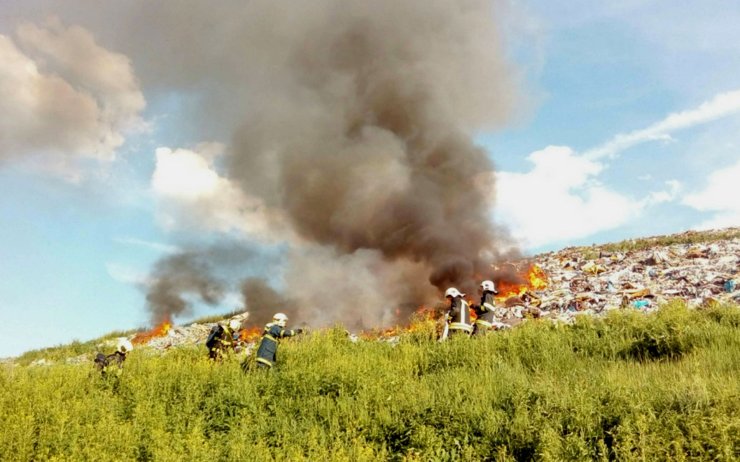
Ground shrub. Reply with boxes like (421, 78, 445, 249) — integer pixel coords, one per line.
(1, 302, 738, 460)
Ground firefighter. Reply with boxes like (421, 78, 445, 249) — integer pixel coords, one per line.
(255, 313, 303, 369)
(472, 280, 499, 336)
(94, 339, 133, 377)
(206, 319, 240, 361)
(444, 287, 473, 337)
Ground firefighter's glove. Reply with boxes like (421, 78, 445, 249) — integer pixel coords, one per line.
(295, 328, 304, 335)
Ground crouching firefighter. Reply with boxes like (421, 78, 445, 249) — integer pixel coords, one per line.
(255, 313, 303, 369)
(206, 319, 240, 361)
(443, 287, 473, 338)
(94, 339, 133, 377)
(472, 280, 499, 336)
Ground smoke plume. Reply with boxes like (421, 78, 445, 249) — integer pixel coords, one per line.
(240, 278, 294, 328)
(130, 0, 520, 327)
(146, 251, 224, 324)
(145, 244, 265, 323)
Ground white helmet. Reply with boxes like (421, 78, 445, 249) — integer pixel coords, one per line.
(480, 280, 498, 293)
(444, 287, 465, 298)
(117, 339, 134, 354)
(228, 319, 242, 331)
(273, 312, 288, 327)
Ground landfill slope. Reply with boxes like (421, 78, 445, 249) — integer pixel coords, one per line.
(503, 228, 740, 325)
(15, 228, 740, 365)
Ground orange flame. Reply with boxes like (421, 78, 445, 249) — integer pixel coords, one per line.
(237, 326, 263, 343)
(132, 318, 172, 345)
(360, 306, 442, 340)
(316, 266, 549, 342)
(495, 264, 548, 303)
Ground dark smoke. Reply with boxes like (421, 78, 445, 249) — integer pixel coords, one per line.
(145, 244, 267, 323)
(121, 0, 521, 326)
(146, 251, 224, 324)
(229, 1, 518, 297)
(240, 278, 295, 328)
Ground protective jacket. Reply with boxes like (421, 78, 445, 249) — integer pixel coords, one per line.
(255, 322, 299, 368)
(472, 291, 496, 335)
(206, 324, 235, 361)
(447, 297, 473, 335)
(94, 351, 127, 376)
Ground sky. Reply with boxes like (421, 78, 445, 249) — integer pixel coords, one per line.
(1, 1, 739, 357)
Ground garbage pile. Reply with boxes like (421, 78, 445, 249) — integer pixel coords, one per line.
(496, 232, 740, 326)
(121, 231, 740, 348)
(16, 230, 739, 365)
(129, 313, 251, 352)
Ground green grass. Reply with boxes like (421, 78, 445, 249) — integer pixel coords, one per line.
(13, 329, 140, 367)
(2, 302, 738, 461)
(11, 310, 240, 367)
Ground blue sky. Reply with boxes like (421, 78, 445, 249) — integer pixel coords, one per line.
(1, 1, 739, 357)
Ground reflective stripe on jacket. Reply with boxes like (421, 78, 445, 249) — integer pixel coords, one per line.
(473, 292, 497, 325)
(448, 298, 472, 332)
(256, 322, 298, 366)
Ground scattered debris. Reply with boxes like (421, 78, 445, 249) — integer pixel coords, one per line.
(130, 231, 740, 346)
(508, 232, 739, 326)
(14, 229, 740, 361)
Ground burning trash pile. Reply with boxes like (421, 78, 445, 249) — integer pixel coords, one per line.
(110, 230, 740, 351)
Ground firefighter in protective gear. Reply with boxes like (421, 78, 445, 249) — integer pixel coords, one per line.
(206, 320, 239, 361)
(229, 319, 242, 332)
(255, 313, 303, 369)
(94, 339, 133, 377)
(472, 280, 499, 336)
(117, 339, 134, 354)
(444, 287, 473, 336)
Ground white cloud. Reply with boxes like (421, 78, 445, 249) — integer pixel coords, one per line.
(0, 19, 145, 180)
(585, 89, 740, 160)
(495, 146, 637, 248)
(682, 158, 740, 229)
(151, 144, 290, 240)
(113, 237, 180, 254)
(643, 179, 681, 206)
(106, 262, 150, 286)
(494, 90, 740, 249)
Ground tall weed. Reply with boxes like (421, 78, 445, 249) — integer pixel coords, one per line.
(1, 302, 738, 461)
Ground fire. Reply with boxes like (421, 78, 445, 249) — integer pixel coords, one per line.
(528, 264, 548, 290)
(253, 265, 550, 343)
(132, 318, 172, 345)
(413, 306, 438, 321)
(360, 306, 441, 340)
(494, 264, 548, 303)
(238, 326, 263, 343)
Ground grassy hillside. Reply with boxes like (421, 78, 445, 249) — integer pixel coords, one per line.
(2, 301, 739, 461)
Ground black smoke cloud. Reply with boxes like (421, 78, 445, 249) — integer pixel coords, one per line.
(240, 278, 294, 328)
(4, 1, 521, 326)
(146, 0, 520, 326)
(146, 251, 224, 324)
(144, 244, 268, 324)
(227, 1, 519, 298)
